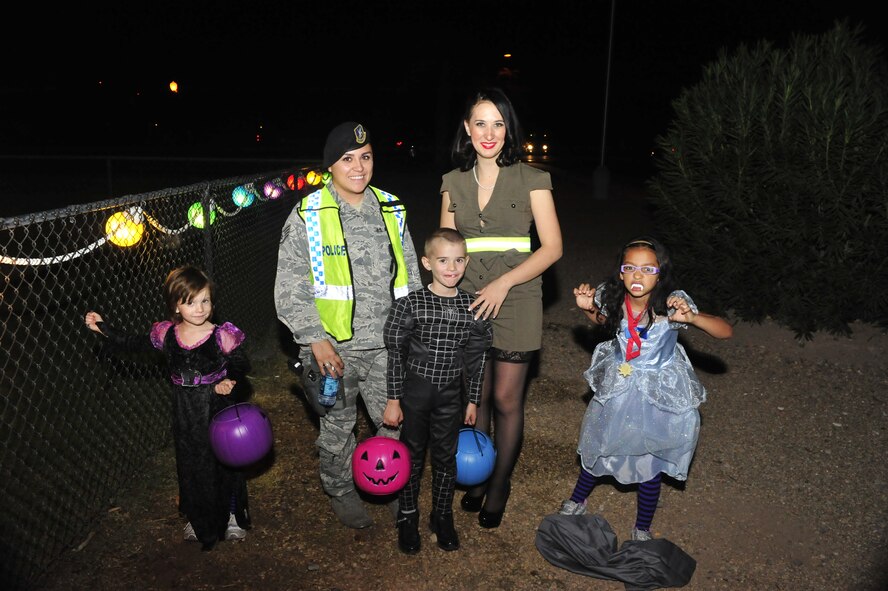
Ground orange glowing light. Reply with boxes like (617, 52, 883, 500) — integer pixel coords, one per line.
(169, 81, 179, 93)
(287, 174, 306, 191)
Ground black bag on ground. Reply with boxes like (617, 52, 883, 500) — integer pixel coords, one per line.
(534, 513, 696, 590)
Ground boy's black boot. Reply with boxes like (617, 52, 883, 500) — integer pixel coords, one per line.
(397, 510, 420, 555)
(429, 511, 460, 551)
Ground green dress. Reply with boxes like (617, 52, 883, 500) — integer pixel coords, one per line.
(440, 162, 553, 352)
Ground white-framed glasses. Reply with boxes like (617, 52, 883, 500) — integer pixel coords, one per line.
(620, 264, 659, 275)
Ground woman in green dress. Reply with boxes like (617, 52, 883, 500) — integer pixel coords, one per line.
(440, 87, 563, 528)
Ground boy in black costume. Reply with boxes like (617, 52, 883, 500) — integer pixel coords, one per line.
(383, 228, 492, 554)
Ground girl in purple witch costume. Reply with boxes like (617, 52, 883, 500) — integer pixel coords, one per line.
(558, 237, 732, 542)
(85, 265, 251, 551)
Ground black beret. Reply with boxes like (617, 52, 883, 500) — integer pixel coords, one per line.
(323, 122, 372, 168)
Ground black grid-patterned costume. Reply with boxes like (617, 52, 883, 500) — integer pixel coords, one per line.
(384, 286, 492, 514)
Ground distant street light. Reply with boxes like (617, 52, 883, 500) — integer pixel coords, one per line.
(169, 81, 179, 93)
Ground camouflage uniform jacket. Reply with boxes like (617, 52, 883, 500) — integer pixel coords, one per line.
(274, 184, 422, 351)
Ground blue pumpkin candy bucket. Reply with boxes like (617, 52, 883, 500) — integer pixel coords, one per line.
(455, 428, 496, 486)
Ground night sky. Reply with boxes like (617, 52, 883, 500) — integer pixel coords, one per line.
(2, 1, 884, 174)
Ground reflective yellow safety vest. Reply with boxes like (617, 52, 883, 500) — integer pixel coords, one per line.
(296, 185, 409, 342)
(465, 236, 531, 253)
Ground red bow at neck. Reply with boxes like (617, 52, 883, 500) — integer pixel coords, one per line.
(625, 294, 647, 361)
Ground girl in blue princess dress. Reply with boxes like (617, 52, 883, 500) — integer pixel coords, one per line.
(559, 237, 732, 541)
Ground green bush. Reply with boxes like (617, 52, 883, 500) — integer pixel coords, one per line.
(646, 21, 888, 339)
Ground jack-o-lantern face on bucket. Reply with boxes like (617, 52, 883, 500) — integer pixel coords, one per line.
(352, 436, 411, 495)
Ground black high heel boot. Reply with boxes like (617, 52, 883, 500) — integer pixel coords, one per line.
(478, 481, 510, 529)
(478, 507, 504, 529)
(459, 491, 484, 512)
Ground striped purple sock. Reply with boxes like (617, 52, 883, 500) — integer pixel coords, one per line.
(569, 468, 597, 504)
(634, 473, 662, 531)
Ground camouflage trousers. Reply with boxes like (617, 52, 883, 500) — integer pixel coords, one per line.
(315, 347, 400, 496)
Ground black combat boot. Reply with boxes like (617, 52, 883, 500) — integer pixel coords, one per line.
(429, 511, 459, 551)
(397, 510, 420, 555)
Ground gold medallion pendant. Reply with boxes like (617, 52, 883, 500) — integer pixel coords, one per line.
(618, 362, 633, 377)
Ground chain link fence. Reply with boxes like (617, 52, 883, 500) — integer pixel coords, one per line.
(0, 163, 318, 589)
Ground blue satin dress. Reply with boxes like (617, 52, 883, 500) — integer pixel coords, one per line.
(577, 301, 706, 484)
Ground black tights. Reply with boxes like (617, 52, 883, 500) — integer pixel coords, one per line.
(466, 356, 531, 513)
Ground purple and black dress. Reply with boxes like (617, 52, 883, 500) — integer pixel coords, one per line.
(98, 320, 251, 547)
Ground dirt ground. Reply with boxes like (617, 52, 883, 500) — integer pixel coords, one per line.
(35, 172, 888, 590)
